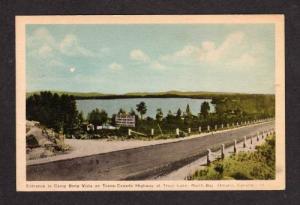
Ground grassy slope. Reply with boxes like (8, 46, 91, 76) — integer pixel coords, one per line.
(189, 135, 275, 180)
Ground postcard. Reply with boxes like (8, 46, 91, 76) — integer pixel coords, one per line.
(16, 15, 285, 191)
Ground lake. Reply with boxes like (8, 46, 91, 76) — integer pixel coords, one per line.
(77, 98, 215, 118)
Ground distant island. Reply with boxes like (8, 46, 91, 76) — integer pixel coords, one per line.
(26, 90, 275, 100)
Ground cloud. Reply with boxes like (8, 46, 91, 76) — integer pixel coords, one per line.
(201, 41, 216, 51)
(27, 28, 57, 58)
(159, 31, 263, 70)
(150, 61, 166, 70)
(27, 27, 96, 59)
(160, 45, 199, 63)
(130, 49, 150, 62)
(198, 31, 245, 63)
(127, 31, 265, 72)
(37, 44, 53, 58)
(174, 45, 199, 58)
(59, 34, 95, 57)
(129, 49, 168, 70)
(227, 53, 257, 68)
(69, 67, 76, 73)
(27, 27, 56, 49)
(161, 31, 246, 64)
(109, 63, 123, 71)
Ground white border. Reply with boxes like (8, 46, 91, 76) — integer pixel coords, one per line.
(16, 15, 285, 191)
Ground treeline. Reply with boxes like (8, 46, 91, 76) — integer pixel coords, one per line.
(129, 95, 274, 135)
(212, 95, 275, 117)
(26, 91, 83, 134)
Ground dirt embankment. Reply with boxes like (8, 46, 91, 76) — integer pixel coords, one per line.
(26, 121, 70, 160)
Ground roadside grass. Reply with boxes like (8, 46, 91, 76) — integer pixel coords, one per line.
(188, 134, 275, 180)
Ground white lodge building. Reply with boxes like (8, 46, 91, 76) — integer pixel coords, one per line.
(115, 114, 136, 127)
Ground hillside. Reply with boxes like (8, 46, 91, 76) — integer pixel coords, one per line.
(26, 90, 274, 99)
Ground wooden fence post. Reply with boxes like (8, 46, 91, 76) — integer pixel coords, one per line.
(151, 128, 154, 136)
(221, 144, 225, 159)
(188, 128, 191, 134)
(207, 125, 210, 132)
(199, 126, 201, 133)
(227, 123, 229, 128)
(215, 125, 217, 130)
(250, 136, 253, 144)
(207, 149, 211, 165)
(257, 132, 259, 141)
(234, 140, 237, 154)
(243, 136, 247, 148)
(128, 129, 132, 136)
(176, 128, 179, 136)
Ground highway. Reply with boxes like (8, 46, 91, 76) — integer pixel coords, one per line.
(27, 121, 274, 180)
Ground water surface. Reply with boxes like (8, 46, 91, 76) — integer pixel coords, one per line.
(76, 98, 215, 118)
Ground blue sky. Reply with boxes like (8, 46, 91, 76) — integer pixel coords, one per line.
(26, 24, 275, 94)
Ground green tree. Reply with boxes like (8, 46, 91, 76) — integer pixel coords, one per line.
(130, 108, 139, 122)
(136, 101, 147, 120)
(156, 108, 163, 121)
(201, 101, 210, 118)
(111, 114, 117, 126)
(166, 110, 174, 121)
(118, 108, 126, 115)
(87, 108, 108, 126)
(214, 98, 227, 115)
(176, 108, 182, 119)
(186, 104, 192, 116)
(78, 111, 84, 122)
(60, 94, 79, 134)
(77, 111, 85, 126)
(26, 91, 79, 134)
(129, 108, 135, 115)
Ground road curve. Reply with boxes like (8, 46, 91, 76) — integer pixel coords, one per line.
(27, 121, 274, 180)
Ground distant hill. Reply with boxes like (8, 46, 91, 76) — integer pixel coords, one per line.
(124, 90, 239, 96)
(26, 91, 111, 98)
(26, 90, 274, 99)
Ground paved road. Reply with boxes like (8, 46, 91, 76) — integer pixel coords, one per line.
(27, 121, 274, 180)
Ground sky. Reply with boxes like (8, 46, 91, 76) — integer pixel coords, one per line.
(26, 24, 275, 94)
